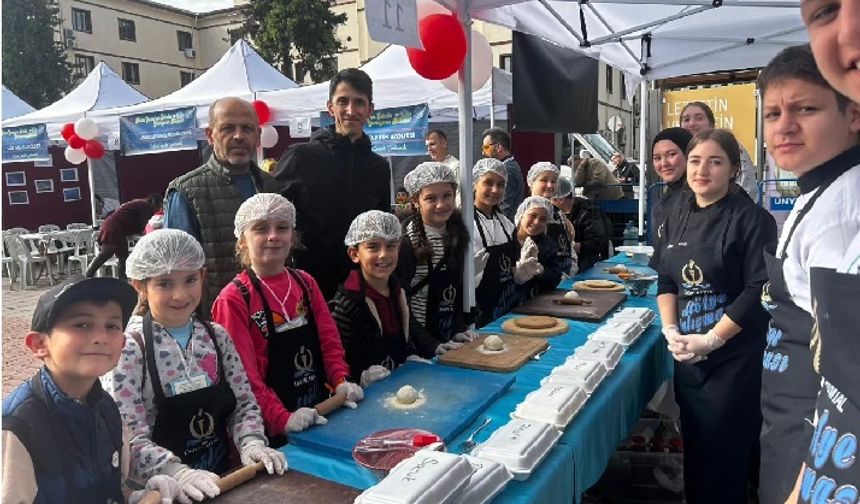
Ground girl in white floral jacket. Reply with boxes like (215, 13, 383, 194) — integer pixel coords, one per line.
(103, 229, 286, 504)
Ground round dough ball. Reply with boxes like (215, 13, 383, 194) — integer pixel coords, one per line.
(484, 334, 504, 351)
(396, 385, 419, 404)
(563, 290, 581, 300)
(608, 264, 628, 273)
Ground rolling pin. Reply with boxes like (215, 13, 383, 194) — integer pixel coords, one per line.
(136, 462, 266, 503)
(315, 392, 348, 416)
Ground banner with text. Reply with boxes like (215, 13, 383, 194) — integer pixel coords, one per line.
(321, 103, 429, 157)
(2, 124, 49, 162)
(120, 107, 198, 156)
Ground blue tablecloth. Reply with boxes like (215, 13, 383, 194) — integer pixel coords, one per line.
(282, 255, 671, 503)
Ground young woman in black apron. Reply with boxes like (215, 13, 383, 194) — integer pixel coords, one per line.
(106, 229, 285, 504)
(512, 197, 564, 299)
(397, 162, 474, 347)
(472, 158, 521, 327)
(212, 194, 363, 442)
(526, 162, 577, 277)
(656, 130, 777, 504)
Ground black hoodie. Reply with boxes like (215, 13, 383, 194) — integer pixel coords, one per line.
(274, 126, 391, 299)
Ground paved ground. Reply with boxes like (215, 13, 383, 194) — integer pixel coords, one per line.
(2, 278, 52, 396)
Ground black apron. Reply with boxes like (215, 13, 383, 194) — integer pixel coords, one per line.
(799, 266, 860, 502)
(144, 313, 236, 474)
(361, 275, 412, 371)
(408, 248, 461, 342)
(760, 176, 838, 504)
(546, 207, 573, 275)
(662, 199, 764, 504)
(474, 208, 520, 327)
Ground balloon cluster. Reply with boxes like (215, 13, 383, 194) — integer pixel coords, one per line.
(253, 100, 279, 149)
(407, 0, 493, 90)
(61, 119, 105, 164)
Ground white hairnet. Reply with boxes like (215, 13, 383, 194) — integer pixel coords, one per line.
(344, 210, 402, 246)
(472, 158, 507, 183)
(579, 149, 592, 160)
(403, 162, 457, 196)
(514, 196, 554, 225)
(556, 176, 573, 198)
(526, 162, 560, 186)
(126, 229, 205, 280)
(234, 193, 296, 238)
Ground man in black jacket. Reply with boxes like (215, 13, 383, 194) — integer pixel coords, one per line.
(274, 68, 391, 299)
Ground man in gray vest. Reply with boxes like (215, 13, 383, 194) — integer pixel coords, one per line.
(164, 97, 281, 309)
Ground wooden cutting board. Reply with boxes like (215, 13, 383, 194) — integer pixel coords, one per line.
(513, 289, 627, 321)
(439, 333, 549, 373)
(208, 470, 361, 503)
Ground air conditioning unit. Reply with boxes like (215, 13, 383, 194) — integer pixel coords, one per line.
(66, 39, 77, 48)
(64, 28, 75, 39)
(184, 48, 196, 58)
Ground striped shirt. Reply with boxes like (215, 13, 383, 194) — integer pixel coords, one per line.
(406, 220, 447, 326)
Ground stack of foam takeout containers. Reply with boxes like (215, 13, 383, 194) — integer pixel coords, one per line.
(513, 383, 588, 428)
(472, 418, 562, 481)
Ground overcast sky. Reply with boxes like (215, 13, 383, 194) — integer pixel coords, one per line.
(151, 0, 234, 13)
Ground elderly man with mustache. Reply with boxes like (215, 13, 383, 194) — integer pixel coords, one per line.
(164, 97, 282, 310)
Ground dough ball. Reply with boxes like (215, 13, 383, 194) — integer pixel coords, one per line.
(484, 334, 504, 351)
(563, 290, 581, 300)
(608, 264, 628, 273)
(396, 385, 419, 404)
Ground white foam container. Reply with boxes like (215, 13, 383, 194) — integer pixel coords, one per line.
(543, 360, 607, 394)
(472, 418, 561, 481)
(589, 320, 644, 347)
(354, 451, 474, 504)
(459, 455, 514, 504)
(609, 307, 655, 329)
(513, 383, 587, 428)
(572, 340, 624, 371)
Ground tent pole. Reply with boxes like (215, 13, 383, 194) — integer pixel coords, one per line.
(489, 71, 496, 128)
(755, 85, 764, 180)
(87, 157, 98, 225)
(637, 79, 648, 241)
(458, 0, 476, 326)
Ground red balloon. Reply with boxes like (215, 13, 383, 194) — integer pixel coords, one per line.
(252, 100, 271, 124)
(407, 14, 467, 80)
(61, 123, 76, 141)
(83, 140, 105, 159)
(67, 134, 85, 149)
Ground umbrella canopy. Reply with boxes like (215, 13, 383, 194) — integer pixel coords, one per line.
(2, 86, 36, 120)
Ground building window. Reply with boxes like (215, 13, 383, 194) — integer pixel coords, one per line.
(180, 71, 194, 87)
(72, 8, 92, 33)
(118, 18, 136, 41)
(177, 30, 193, 51)
(122, 62, 140, 85)
(500, 54, 512, 72)
(605, 65, 614, 94)
(620, 71, 627, 98)
(74, 55, 95, 79)
(293, 61, 306, 82)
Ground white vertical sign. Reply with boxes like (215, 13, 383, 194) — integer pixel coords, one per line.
(289, 117, 312, 139)
(365, 0, 422, 49)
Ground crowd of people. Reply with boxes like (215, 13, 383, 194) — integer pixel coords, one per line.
(2, 5, 858, 502)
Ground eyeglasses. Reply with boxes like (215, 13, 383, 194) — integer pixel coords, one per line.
(482, 142, 498, 153)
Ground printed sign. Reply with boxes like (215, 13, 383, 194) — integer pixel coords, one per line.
(365, 0, 422, 49)
(120, 107, 198, 156)
(321, 104, 429, 157)
(769, 196, 796, 212)
(2, 124, 49, 162)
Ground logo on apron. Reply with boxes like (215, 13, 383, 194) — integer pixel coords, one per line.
(761, 282, 775, 309)
(294, 345, 314, 373)
(682, 259, 704, 286)
(189, 408, 216, 440)
(441, 285, 456, 308)
(111, 451, 119, 468)
(500, 254, 512, 274)
(382, 355, 396, 370)
(557, 233, 567, 250)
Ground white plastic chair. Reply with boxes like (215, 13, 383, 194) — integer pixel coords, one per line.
(66, 223, 89, 230)
(5, 227, 29, 235)
(3, 234, 48, 289)
(38, 224, 61, 233)
(67, 230, 95, 274)
(1, 233, 18, 285)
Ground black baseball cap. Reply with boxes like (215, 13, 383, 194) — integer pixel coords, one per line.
(30, 275, 138, 333)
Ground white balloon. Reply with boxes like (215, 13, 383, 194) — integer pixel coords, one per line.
(440, 30, 494, 92)
(417, 0, 450, 19)
(64, 146, 87, 164)
(260, 125, 279, 148)
(74, 118, 99, 140)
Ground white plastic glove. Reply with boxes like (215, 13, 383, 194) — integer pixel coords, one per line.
(435, 340, 464, 355)
(128, 474, 181, 504)
(406, 354, 434, 364)
(360, 365, 391, 388)
(474, 248, 490, 272)
(336, 381, 365, 409)
(240, 438, 287, 475)
(514, 256, 543, 284)
(452, 330, 480, 343)
(171, 467, 220, 504)
(673, 330, 726, 356)
(520, 237, 539, 262)
(663, 324, 698, 362)
(286, 407, 328, 432)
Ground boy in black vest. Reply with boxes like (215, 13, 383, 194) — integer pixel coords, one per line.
(2, 276, 180, 504)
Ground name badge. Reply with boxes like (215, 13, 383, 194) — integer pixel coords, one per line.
(169, 373, 211, 395)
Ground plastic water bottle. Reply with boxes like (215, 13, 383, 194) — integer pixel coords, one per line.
(623, 221, 638, 246)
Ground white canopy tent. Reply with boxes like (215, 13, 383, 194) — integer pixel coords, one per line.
(2, 86, 36, 120)
(257, 44, 512, 123)
(89, 40, 299, 137)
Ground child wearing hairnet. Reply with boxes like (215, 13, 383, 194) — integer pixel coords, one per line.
(397, 162, 477, 348)
(102, 229, 286, 504)
(526, 162, 578, 278)
(211, 194, 361, 439)
(329, 211, 444, 388)
(514, 197, 564, 298)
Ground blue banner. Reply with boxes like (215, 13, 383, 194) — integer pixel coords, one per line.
(2, 124, 49, 162)
(769, 196, 796, 211)
(120, 107, 198, 156)
(321, 104, 429, 157)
